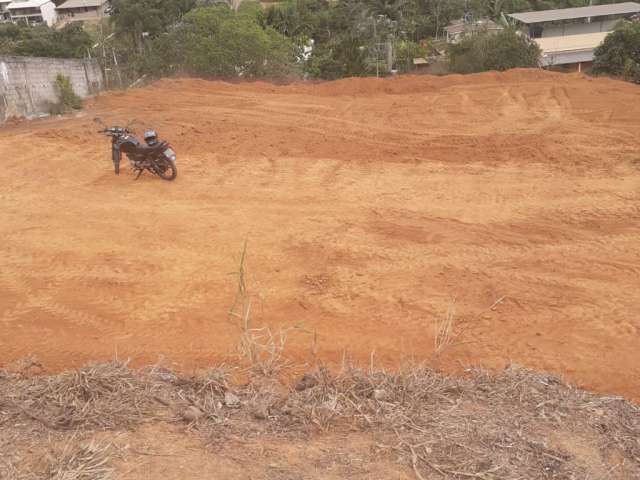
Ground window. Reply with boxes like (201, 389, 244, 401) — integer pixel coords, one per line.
(530, 25, 543, 38)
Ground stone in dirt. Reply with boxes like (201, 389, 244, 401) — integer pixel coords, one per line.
(224, 391, 240, 408)
(373, 389, 390, 401)
(249, 401, 270, 420)
(295, 374, 319, 391)
(182, 406, 204, 423)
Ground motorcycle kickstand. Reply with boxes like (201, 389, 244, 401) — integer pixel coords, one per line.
(134, 169, 143, 180)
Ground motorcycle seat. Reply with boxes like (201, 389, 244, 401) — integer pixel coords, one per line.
(133, 142, 166, 155)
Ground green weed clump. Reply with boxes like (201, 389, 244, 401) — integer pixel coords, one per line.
(54, 74, 83, 112)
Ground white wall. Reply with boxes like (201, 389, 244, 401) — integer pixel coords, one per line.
(40, 0, 56, 26)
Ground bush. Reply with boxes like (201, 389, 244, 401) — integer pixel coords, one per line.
(305, 35, 371, 79)
(448, 27, 541, 74)
(395, 40, 427, 73)
(54, 74, 83, 112)
(593, 21, 640, 84)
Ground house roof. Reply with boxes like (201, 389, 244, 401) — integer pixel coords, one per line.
(8, 0, 51, 9)
(508, 2, 640, 24)
(444, 18, 501, 35)
(56, 0, 105, 9)
(535, 31, 608, 54)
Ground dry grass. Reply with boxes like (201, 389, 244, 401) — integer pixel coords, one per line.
(47, 439, 113, 480)
(228, 240, 314, 377)
(1, 360, 639, 479)
(0, 361, 156, 431)
(280, 364, 640, 479)
(434, 299, 456, 355)
(238, 322, 309, 376)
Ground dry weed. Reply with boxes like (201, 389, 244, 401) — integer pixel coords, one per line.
(47, 439, 113, 480)
(228, 240, 312, 376)
(1, 361, 639, 479)
(0, 361, 154, 430)
(273, 363, 640, 479)
(434, 299, 456, 355)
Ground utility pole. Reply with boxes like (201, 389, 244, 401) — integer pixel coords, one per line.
(96, 5, 111, 89)
(373, 17, 379, 78)
(112, 48, 123, 89)
(98, 11, 109, 89)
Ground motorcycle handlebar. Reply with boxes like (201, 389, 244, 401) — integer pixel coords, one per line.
(99, 127, 130, 135)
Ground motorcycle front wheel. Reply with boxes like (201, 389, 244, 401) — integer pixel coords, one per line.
(153, 157, 177, 181)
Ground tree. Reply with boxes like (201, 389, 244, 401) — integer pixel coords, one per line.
(110, 0, 196, 52)
(144, 5, 297, 78)
(0, 23, 92, 58)
(448, 27, 541, 73)
(413, 0, 465, 39)
(593, 21, 640, 84)
(264, 0, 329, 39)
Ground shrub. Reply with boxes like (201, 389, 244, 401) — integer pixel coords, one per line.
(305, 35, 371, 79)
(448, 27, 541, 74)
(593, 21, 640, 84)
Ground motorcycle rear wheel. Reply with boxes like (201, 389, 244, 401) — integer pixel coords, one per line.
(154, 158, 177, 181)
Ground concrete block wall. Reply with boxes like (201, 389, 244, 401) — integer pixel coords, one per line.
(0, 56, 103, 122)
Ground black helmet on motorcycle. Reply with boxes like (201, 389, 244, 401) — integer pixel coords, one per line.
(143, 130, 158, 145)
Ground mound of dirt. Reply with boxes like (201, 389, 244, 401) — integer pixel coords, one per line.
(0, 69, 639, 404)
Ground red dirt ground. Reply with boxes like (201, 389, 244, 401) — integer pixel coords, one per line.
(1, 70, 639, 401)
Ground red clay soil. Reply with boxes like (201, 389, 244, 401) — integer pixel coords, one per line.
(1, 69, 639, 401)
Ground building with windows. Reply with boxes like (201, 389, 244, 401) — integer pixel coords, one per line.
(508, 2, 640, 70)
(55, 0, 108, 26)
(7, 0, 57, 26)
(444, 18, 503, 44)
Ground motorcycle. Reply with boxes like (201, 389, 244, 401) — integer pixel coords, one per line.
(95, 118, 177, 181)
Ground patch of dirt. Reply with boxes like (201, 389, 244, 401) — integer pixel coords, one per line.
(109, 424, 412, 480)
(0, 70, 639, 403)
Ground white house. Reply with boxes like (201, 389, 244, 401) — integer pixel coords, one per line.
(508, 2, 640, 70)
(7, 0, 57, 26)
(55, 0, 108, 26)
